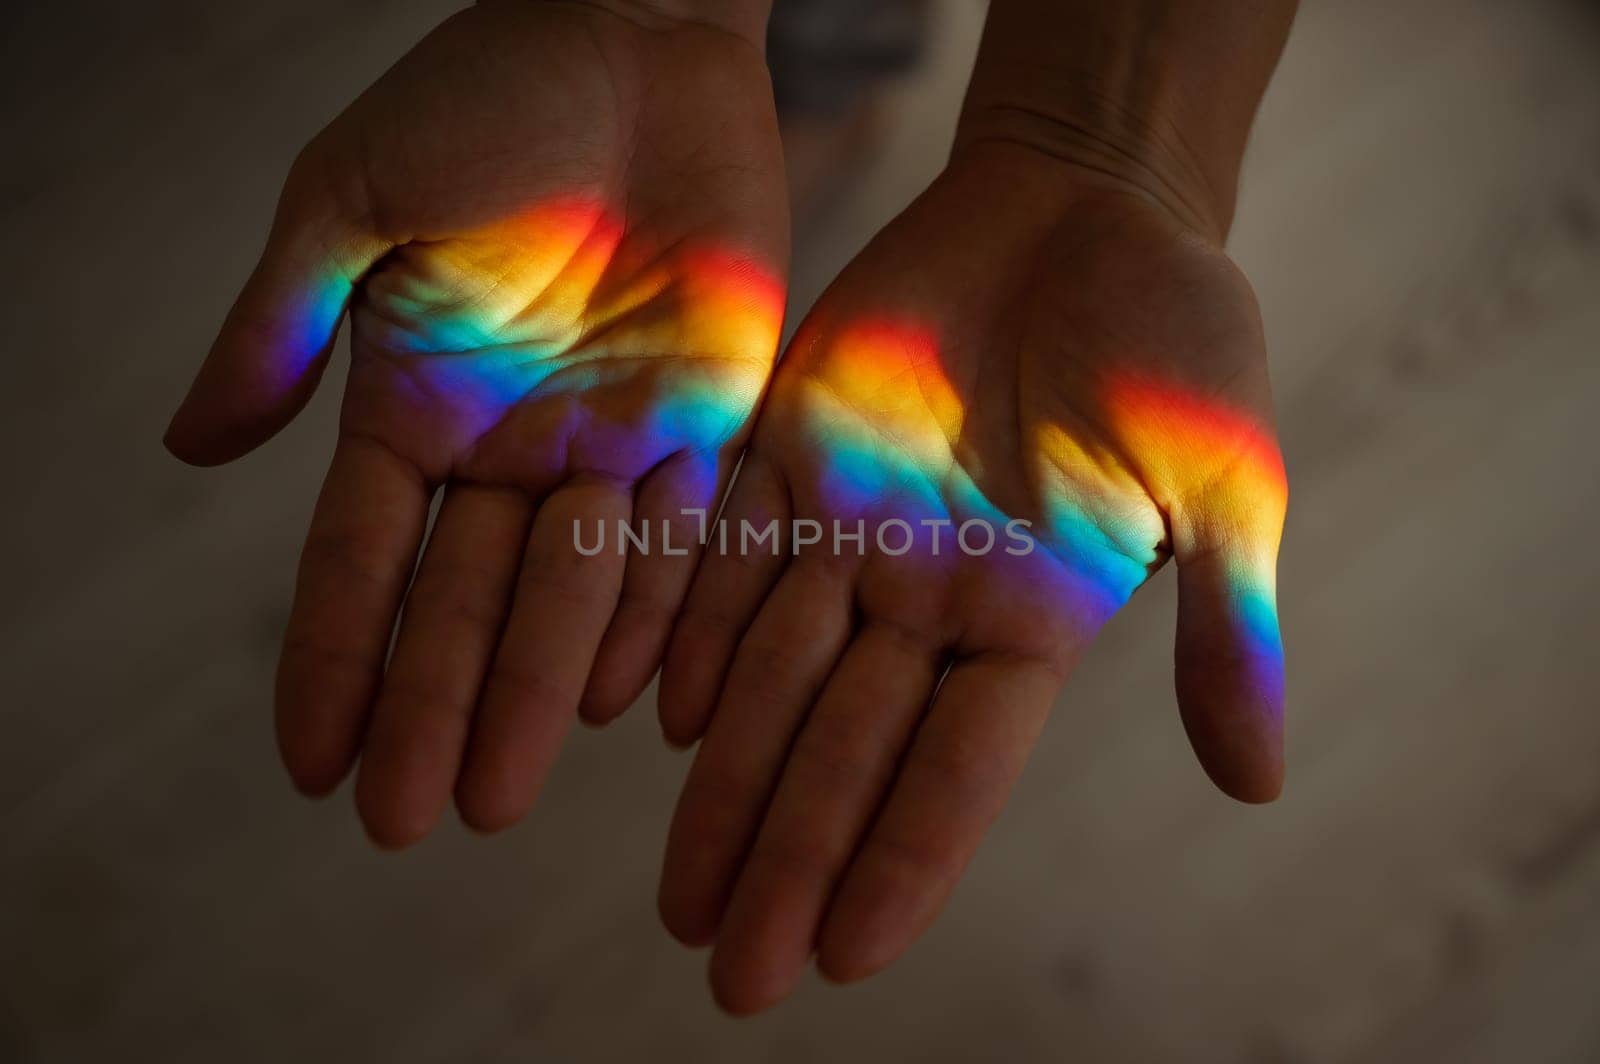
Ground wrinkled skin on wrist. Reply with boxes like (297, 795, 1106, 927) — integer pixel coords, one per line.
(658, 143, 1287, 1014)
(165, 0, 788, 845)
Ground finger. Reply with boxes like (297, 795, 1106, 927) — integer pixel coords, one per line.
(453, 478, 631, 832)
(657, 558, 855, 947)
(579, 451, 721, 726)
(708, 624, 943, 1015)
(275, 436, 431, 796)
(353, 484, 533, 849)
(1103, 373, 1289, 802)
(1172, 537, 1286, 804)
(165, 149, 390, 465)
(657, 455, 791, 746)
(815, 654, 1061, 984)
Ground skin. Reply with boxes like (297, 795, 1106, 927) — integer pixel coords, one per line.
(164, 0, 788, 847)
(658, 147, 1289, 1014)
(657, 0, 1299, 1011)
(165, 0, 1296, 1017)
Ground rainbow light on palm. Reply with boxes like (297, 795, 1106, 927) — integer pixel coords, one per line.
(301, 196, 785, 458)
(789, 318, 1286, 693)
(292, 199, 1285, 697)
(1101, 373, 1288, 693)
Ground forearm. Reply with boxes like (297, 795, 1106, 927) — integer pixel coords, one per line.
(954, 0, 1297, 239)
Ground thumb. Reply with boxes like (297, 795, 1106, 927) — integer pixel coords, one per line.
(164, 151, 389, 466)
(1171, 465, 1288, 804)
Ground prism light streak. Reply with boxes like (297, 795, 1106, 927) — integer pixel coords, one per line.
(275, 267, 358, 383)
(291, 193, 1284, 694)
(790, 320, 1286, 689)
(795, 319, 1157, 614)
(1102, 373, 1288, 695)
(298, 196, 784, 461)
(797, 319, 962, 517)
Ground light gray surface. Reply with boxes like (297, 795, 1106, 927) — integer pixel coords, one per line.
(4, 0, 1599, 1060)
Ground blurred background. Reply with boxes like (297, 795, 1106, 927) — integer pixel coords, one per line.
(4, 0, 1600, 1060)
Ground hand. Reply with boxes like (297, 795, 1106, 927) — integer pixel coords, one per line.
(655, 143, 1288, 1012)
(164, 0, 788, 846)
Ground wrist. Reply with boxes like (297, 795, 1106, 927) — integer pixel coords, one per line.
(953, 0, 1297, 242)
(952, 95, 1227, 243)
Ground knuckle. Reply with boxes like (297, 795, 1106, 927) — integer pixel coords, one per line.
(747, 833, 836, 884)
(864, 828, 949, 883)
(403, 574, 509, 632)
(789, 730, 876, 791)
(480, 661, 581, 714)
(915, 734, 1014, 802)
(298, 528, 404, 595)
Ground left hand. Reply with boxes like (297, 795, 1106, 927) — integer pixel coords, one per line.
(655, 142, 1289, 1012)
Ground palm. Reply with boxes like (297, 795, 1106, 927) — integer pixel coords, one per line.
(656, 149, 1287, 1012)
(331, 2, 785, 485)
(166, 1, 787, 845)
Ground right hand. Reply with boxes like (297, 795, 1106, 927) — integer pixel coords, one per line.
(164, 0, 789, 847)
